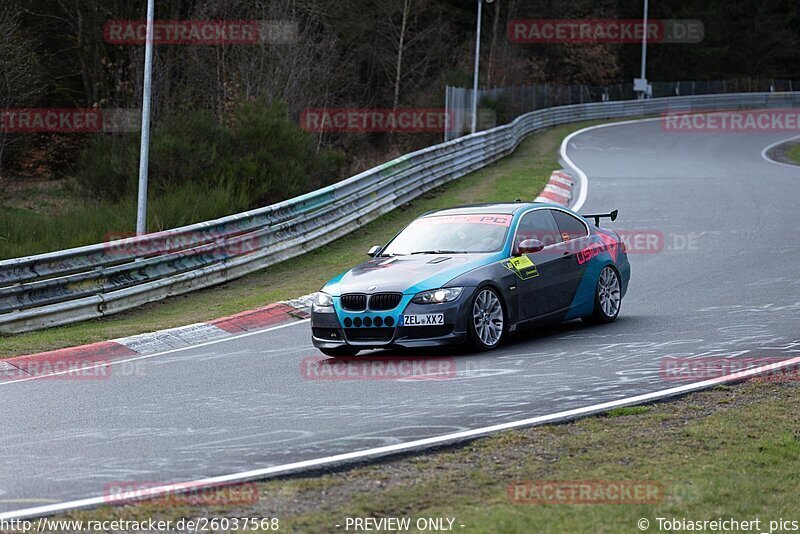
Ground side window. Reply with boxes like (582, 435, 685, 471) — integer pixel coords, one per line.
(516, 210, 561, 249)
(552, 210, 588, 242)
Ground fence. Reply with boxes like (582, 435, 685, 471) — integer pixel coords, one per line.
(444, 79, 799, 141)
(1, 91, 798, 333)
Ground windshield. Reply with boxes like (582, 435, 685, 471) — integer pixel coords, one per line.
(381, 213, 512, 256)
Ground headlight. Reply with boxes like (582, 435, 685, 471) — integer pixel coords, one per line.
(411, 287, 463, 304)
(312, 291, 334, 312)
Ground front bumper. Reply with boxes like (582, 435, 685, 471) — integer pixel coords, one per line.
(311, 290, 474, 350)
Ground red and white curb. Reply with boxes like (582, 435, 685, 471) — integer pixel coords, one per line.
(535, 170, 575, 206)
(1, 295, 314, 381)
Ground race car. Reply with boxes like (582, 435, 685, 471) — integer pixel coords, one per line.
(311, 202, 630, 356)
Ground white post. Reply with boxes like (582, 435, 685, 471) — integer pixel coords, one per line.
(471, 0, 483, 134)
(639, 0, 649, 100)
(444, 85, 450, 142)
(136, 0, 155, 236)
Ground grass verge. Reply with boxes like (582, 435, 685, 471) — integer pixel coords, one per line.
(0, 182, 253, 260)
(1, 120, 603, 358)
(786, 143, 800, 165)
(57, 378, 800, 533)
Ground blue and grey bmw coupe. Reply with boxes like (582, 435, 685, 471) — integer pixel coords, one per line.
(311, 202, 630, 355)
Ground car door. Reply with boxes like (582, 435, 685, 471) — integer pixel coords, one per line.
(511, 209, 568, 320)
(550, 209, 592, 312)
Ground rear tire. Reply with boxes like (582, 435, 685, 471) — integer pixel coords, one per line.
(583, 266, 621, 324)
(319, 346, 360, 357)
(467, 287, 506, 351)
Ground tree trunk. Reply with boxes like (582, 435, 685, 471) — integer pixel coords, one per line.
(392, 0, 411, 111)
(487, 0, 500, 87)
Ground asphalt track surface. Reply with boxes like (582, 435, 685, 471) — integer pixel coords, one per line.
(1, 117, 799, 516)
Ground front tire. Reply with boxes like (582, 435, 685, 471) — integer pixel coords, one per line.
(467, 287, 506, 351)
(583, 266, 621, 324)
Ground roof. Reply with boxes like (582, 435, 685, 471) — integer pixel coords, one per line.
(421, 202, 546, 217)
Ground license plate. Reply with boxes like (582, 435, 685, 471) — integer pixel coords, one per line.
(402, 313, 445, 326)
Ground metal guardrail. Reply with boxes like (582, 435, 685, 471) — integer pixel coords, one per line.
(1, 92, 798, 333)
(444, 80, 800, 141)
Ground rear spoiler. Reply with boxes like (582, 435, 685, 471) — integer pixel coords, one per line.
(582, 210, 618, 226)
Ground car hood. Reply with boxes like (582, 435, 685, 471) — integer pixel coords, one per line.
(322, 253, 497, 295)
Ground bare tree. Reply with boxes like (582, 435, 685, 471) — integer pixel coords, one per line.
(152, 0, 351, 122)
(0, 4, 44, 182)
(376, 0, 444, 110)
(391, 0, 411, 111)
(486, 0, 501, 87)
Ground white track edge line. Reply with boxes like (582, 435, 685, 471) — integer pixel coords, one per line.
(2, 354, 799, 521)
(561, 117, 665, 212)
(760, 134, 800, 168)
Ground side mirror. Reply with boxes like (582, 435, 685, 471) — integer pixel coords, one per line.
(516, 239, 544, 256)
(367, 245, 382, 257)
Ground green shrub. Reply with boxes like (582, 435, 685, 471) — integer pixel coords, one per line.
(75, 98, 344, 207)
(2, 99, 345, 258)
(148, 110, 223, 193)
(75, 133, 138, 201)
(218, 99, 345, 204)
